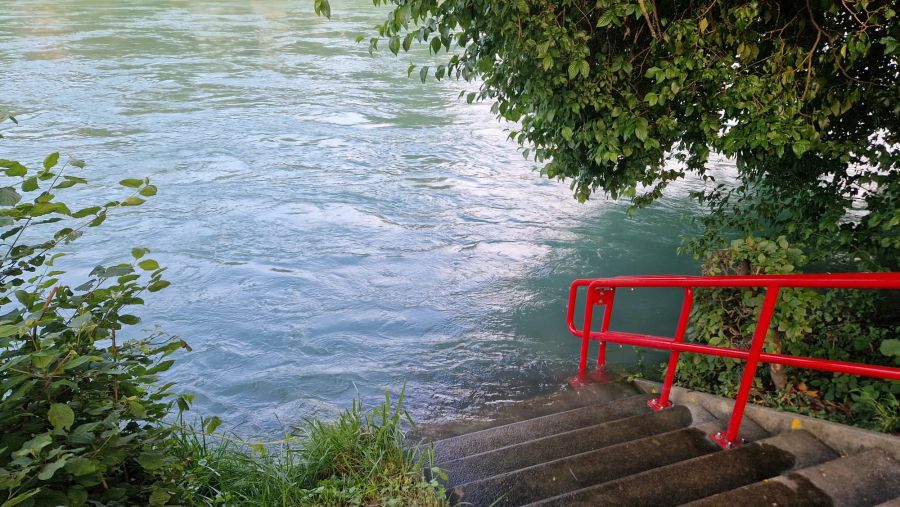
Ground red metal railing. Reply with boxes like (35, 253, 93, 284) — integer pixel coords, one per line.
(566, 273, 900, 448)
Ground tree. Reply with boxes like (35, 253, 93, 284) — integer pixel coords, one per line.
(342, 0, 899, 427)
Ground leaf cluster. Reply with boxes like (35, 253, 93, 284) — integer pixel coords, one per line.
(0, 118, 187, 506)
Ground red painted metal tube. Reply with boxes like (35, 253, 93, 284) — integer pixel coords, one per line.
(580, 330, 900, 381)
(577, 287, 597, 379)
(565, 273, 900, 448)
(572, 272, 900, 289)
(719, 287, 780, 447)
(597, 289, 615, 369)
(652, 287, 693, 410)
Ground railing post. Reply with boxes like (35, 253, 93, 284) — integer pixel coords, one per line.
(577, 287, 598, 380)
(712, 286, 781, 448)
(596, 288, 615, 370)
(650, 287, 693, 411)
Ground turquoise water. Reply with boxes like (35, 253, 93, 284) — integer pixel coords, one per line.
(0, 0, 735, 434)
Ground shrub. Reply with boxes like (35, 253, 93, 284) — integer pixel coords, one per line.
(679, 236, 900, 430)
(0, 116, 189, 506)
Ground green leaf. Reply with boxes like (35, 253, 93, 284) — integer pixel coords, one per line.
(419, 66, 429, 83)
(122, 196, 145, 206)
(634, 119, 649, 141)
(22, 177, 38, 192)
(131, 247, 148, 259)
(38, 456, 69, 480)
(69, 158, 85, 169)
(205, 416, 222, 435)
(118, 315, 141, 325)
(65, 457, 97, 476)
(149, 490, 171, 506)
(43, 152, 59, 171)
(139, 184, 157, 197)
(561, 126, 573, 141)
(313, 0, 331, 18)
(138, 259, 160, 270)
(128, 400, 147, 419)
(567, 60, 579, 79)
(137, 452, 164, 471)
(148, 280, 171, 292)
(880, 339, 900, 360)
(48, 403, 75, 430)
(119, 178, 143, 188)
(388, 36, 400, 55)
(430, 36, 441, 54)
(1, 489, 41, 507)
(0, 159, 27, 177)
(0, 186, 21, 206)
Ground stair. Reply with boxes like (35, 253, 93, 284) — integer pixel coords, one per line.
(422, 380, 900, 506)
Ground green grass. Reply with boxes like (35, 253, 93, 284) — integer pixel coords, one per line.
(170, 388, 448, 506)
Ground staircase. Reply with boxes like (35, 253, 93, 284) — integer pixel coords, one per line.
(423, 380, 900, 506)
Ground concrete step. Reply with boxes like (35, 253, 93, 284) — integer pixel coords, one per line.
(441, 405, 694, 489)
(683, 449, 900, 507)
(451, 422, 723, 506)
(433, 392, 651, 463)
(417, 380, 640, 441)
(529, 430, 837, 506)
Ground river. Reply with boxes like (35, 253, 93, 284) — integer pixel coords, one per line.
(0, 0, 736, 435)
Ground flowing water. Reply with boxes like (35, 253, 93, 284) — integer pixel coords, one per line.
(0, 0, 736, 434)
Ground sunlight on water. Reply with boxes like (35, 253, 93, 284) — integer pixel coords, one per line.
(0, 0, 735, 434)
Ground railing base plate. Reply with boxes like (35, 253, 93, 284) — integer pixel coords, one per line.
(647, 398, 673, 411)
(710, 431, 744, 449)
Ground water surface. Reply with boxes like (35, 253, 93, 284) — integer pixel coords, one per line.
(0, 0, 733, 433)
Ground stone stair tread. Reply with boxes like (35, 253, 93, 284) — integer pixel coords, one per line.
(682, 449, 900, 507)
(526, 430, 837, 506)
(417, 380, 640, 441)
(441, 405, 694, 489)
(451, 423, 720, 506)
(432, 392, 651, 463)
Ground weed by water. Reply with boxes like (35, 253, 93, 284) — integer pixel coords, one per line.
(170, 387, 448, 506)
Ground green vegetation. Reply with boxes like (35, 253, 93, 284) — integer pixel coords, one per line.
(173, 391, 446, 506)
(356, 0, 900, 429)
(0, 115, 444, 505)
(0, 115, 187, 505)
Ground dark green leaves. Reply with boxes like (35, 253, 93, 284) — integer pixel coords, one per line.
(0, 127, 181, 504)
(313, 0, 330, 19)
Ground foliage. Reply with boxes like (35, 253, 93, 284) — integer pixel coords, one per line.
(173, 388, 447, 506)
(679, 236, 899, 431)
(0, 116, 189, 506)
(361, 0, 897, 203)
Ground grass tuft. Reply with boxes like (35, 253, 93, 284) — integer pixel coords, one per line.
(171, 387, 448, 506)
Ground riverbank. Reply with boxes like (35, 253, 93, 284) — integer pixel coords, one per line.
(167, 390, 446, 506)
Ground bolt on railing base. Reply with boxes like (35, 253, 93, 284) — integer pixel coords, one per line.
(710, 431, 745, 449)
(647, 398, 673, 411)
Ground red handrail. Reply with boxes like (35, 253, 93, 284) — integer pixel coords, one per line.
(566, 273, 900, 448)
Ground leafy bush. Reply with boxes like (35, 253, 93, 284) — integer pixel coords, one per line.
(678, 236, 900, 430)
(0, 116, 189, 506)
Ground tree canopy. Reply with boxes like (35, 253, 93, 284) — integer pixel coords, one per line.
(360, 0, 897, 269)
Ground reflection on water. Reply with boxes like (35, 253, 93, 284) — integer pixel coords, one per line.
(0, 0, 733, 434)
